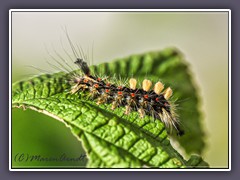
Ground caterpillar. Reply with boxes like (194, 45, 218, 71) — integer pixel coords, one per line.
(68, 58, 184, 136)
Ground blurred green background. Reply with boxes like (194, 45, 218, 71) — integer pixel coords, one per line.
(12, 11, 229, 168)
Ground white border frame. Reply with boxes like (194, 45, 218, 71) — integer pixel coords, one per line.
(9, 9, 231, 171)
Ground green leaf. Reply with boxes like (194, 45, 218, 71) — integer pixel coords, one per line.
(93, 48, 205, 154)
(12, 48, 208, 168)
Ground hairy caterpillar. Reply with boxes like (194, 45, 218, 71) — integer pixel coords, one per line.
(68, 58, 184, 136)
(39, 28, 184, 136)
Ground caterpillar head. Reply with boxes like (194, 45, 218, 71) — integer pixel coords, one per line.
(74, 58, 90, 76)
